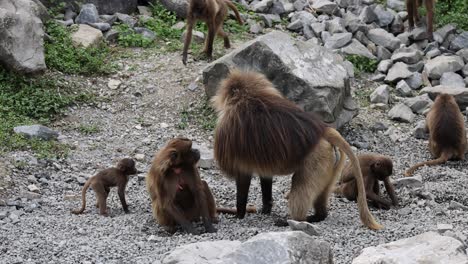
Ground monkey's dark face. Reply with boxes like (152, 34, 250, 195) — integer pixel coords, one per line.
(118, 158, 138, 175)
(372, 158, 393, 180)
(167, 138, 200, 167)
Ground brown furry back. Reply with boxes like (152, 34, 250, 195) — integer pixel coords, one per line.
(429, 94, 465, 148)
(212, 70, 326, 176)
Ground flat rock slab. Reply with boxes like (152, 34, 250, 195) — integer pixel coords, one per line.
(421, 86, 468, 109)
(352, 232, 468, 264)
(424, 55, 465, 79)
(202, 30, 357, 128)
(162, 231, 333, 264)
(13, 125, 59, 140)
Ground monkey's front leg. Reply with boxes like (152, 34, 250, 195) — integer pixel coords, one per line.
(236, 173, 252, 219)
(260, 176, 273, 214)
(194, 185, 216, 233)
(117, 186, 129, 213)
(383, 178, 399, 207)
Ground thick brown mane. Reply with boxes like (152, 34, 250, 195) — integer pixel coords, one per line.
(213, 70, 326, 176)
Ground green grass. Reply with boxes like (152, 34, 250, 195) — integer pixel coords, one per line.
(345, 55, 378, 75)
(0, 67, 93, 158)
(44, 21, 116, 75)
(436, 0, 468, 30)
(115, 23, 155, 48)
(77, 124, 100, 134)
(177, 97, 217, 131)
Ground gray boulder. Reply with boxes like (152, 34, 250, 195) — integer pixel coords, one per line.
(0, 0, 47, 74)
(14, 125, 59, 140)
(162, 231, 333, 264)
(388, 103, 415, 123)
(367, 28, 401, 52)
(324, 32, 352, 49)
(413, 120, 428, 139)
(340, 39, 376, 59)
(287, 220, 320, 236)
(373, 5, 394, 27)
(391, 47, 423, 64)
(440, 72, 465, 88)
(359, 6, 377, 23)
(393, 175, 423, 188)
(450, 32, 468, 52)
(202, 31, 357, 128)
(352, 232, 468, 264)
(424, 55, 465, 79)
(75, 3, 99, 24)
(405, 72, 423, 89)
(433, 24, 457, 44)
(377, 60, 392, 73)
(312, 0, 337, 15)
(181, 30, 205, 44)
(421, 86, 468, 109)
(404, 93, 433, 114)
(386, 0, 405, 11)
(326, 17, 346, 34)
(370, 85, 390, 104)
(385, 62, 413, 83)
(396, 80, 412, 97)
(457, 48, 468, 63)
(376, 46, 392, 61)
(134, 27, 157, 42)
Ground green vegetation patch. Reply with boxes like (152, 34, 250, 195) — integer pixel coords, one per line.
(44, 21, 115, 75)
(0, 67, 93, 158)
(436, 0, 468, 30)
(345, 55, 378, 75)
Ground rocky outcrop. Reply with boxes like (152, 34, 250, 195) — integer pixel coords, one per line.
(202, 31, 358, 128)
(162, 231, 333, 264)
(352, 232, 468, 264)
(0, 0, 47, 74)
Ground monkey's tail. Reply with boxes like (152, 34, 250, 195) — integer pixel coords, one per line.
(217, 205, 257, 214)
(323, 127, 383, 230)
(404, 151, 450, 177)
(332, 149, 346, 195)
(71, 179, 92, 215)
(225, 0, 244, 25)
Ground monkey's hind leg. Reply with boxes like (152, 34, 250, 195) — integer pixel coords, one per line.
(217, 28, 231, 49)
(260, 176, 273, 214)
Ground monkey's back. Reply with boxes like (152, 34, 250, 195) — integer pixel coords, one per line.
(428, 95, 466, 149)
(213, 71, 326, 176)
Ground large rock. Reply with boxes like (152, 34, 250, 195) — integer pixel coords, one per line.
(162, 231, 333, 264)
(13, 125, 59, 140)
(340, 39, 376, 59)
(367, 28, 401, 52)
(71, 24, 103, 48)
(424, 55, 465, 79)
(75, 3, 99, 24)
(391, 47, 423, 64)
(386, 0, 405, 11)
(312, 0, 338, 15)
(324, 32, 352, 49)
(388, 103, 415, 123)
(370, 85, 390, 104)
(450, 32, 468, 52)
(0, 0, 47, 74)
(385, 62, 413, 83)
(421, 86, 468, 109)
(373, 5, 394, 27)
(404, 94, 433, 114)
(202, 31, 357, 128)
(440, 72, 465, 88)
(352, 232, 468, 264)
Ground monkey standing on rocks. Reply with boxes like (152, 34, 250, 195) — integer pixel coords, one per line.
(211, 69, 382, 230)
(335, 154, 398, 210)
(406, 0, 435, 40)
(71, 158, 137, 216)
(182, 0, 243, 65)
(405, 94, 467, 176)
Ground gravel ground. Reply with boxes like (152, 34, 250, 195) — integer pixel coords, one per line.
(1, 47, 467, 264)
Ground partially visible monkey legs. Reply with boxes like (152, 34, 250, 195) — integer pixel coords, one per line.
(288, 140, 336, 221)
(235, 175, 273, 218)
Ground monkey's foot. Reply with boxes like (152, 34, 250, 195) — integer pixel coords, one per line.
(261, 205, 272, 214)
(306, 214, 327, 222)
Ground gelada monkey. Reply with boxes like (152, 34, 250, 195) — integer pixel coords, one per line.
(335, 154, 398, 210)
(182, 0, 243, 65)
(71, 158, 137, 216)
(146, 138, 255, 234)
(211, 70, 382, 230)
(406, 0, 434, 39)
(405, 94, 467, 176)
